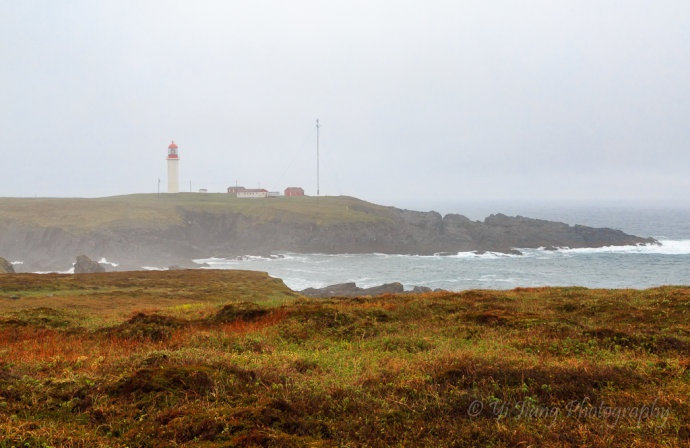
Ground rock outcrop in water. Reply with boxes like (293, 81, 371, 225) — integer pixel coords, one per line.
(74, 255, 106, 274)
(0, 195, 657, 271)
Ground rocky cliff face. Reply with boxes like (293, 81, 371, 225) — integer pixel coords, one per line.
(171, 208, 653, 257)
(0, 198, 657, 271)
(0, 256, 15, 274)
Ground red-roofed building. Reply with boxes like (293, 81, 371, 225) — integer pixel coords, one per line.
(284, 187, 304, 197)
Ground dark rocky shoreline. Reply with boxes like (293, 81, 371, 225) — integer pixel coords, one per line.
(300, 282, 436, 298)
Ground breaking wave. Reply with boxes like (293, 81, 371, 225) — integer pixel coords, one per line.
(528, 240, 690, 256)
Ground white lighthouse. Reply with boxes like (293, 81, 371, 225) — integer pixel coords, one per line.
(167, 140, 179, 193)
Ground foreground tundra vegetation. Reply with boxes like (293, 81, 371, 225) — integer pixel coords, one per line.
(0, 270, 689, 447)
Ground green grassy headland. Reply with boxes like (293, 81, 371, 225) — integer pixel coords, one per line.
(1, 270, 689, 446)
(0, 194, 393, 233)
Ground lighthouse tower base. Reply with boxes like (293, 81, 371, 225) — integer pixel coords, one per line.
(167, 159, 179, 193)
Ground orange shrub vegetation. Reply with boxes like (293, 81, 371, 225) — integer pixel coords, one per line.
(219, 307, 289, 334)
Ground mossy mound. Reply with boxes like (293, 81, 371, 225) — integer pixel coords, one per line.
(110, 366, 215, 397)
(101, 312, 188, 342)
(211, 301, 270, 323)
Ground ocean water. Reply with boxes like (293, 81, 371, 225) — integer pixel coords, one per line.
(195, 204, 690, 291)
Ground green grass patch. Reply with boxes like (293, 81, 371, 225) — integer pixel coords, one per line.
(0, 194, 396, 234)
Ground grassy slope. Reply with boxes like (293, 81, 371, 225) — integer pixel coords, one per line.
(1, 271, 689, 447)
(0, 270, 298, 325)
(0, 194, 396, 233)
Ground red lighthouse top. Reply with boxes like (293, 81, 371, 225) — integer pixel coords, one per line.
(167, 140, 179, 159)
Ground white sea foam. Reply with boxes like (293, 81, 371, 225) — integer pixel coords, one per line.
(34, 267, 74, 274)
(193, 257, 231, 264)
(539, 240, 690, 256)
(98, 257, 119, 267)
(450, 251, 521, 259)
(479, 275, 519, 283)
(652, 239, 690, 255)
(193, 255, 281, 266)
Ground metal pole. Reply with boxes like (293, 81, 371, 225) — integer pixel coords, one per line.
(316, 119, 320, 197)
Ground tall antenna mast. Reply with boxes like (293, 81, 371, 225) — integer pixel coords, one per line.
(316, 118, 320, 197)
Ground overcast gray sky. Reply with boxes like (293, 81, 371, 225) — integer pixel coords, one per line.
(2, 1, 689, 209)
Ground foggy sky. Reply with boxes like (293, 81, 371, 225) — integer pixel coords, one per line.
(2, 1, 689, 209)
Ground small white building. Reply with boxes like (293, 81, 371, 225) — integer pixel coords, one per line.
(236, 188, 268, 199)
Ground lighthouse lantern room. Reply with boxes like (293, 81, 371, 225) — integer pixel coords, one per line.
(167, 140, 180, 193)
